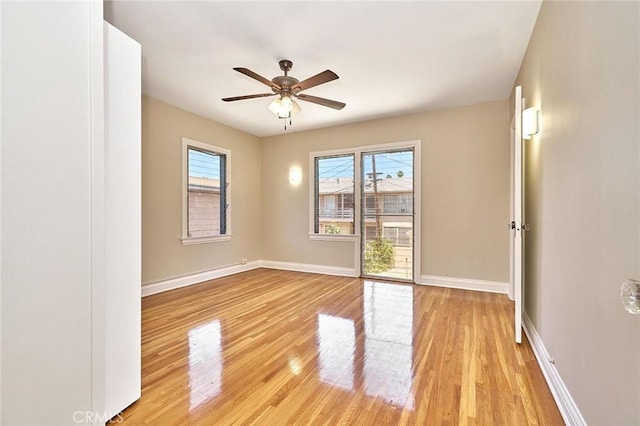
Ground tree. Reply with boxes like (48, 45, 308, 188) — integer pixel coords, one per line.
(325, 223, 342, 234)
(363, 238, 395, 273)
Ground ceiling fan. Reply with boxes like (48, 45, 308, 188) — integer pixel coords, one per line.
(222, 59, 346, 129)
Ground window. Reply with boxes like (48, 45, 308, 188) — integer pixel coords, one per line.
(309, 141, 420, 252)
(398, 193, 413, 214)
(182, 138, 230, 245)
(382, 226, 412, 247)
(383, 194, 397, 214)
(313, 154, 355, 235)
(382, 193, 413, 214)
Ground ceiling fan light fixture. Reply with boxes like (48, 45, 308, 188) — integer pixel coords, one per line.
(291, 100, 302, 115)
(291, 99, 301, 116)
(223, 60, 344, 131)
(268, 97, 282, 115)
(280, 95, 293, 112)
(269, 95, 300, 118)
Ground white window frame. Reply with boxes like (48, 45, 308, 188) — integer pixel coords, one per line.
(309, 140, 421, 281)
(181, 137, 231, 245)
(309, 150, 359, 242)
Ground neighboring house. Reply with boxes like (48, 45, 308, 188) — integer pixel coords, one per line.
(317, 177, 355, 234)
(188, 176, 221, 237)
(318, 176, 414, 247)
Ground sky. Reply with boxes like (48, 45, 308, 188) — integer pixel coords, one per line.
(189, 147, 414, 183)
(189, 148, 221, 179)
(318, 150, 414, 182)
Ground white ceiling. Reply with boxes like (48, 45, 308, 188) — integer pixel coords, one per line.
(105, 1, 541, 137)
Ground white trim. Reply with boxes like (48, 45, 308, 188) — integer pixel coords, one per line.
(262, 260, 356, 277)
(181, 234, 232, 245)
(523, 313, 586, 426)
(0, 1, 4, 418)
(419, 275, 508, 294)
(141, 263, 512, 298)
(308, 233, 358, 242)
(181, 137, 232, 242)
(308, 152, 357, 236)
(353, 150, 362, 276)
(90, 7, 106, 423)
(412, 142, 421, 281)
(141, 261, 261, 297)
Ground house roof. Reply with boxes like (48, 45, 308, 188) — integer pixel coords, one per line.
(189, 176, 220, 192)
(319, 176, 412, 194)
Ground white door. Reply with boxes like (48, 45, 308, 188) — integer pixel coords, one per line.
(511, 86, 524, 343)
(104, 22, 142, 416)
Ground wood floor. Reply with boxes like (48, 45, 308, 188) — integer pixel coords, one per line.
(119, 268, 563, 425)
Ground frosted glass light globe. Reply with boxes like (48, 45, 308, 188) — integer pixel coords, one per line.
(281, 95, 293, 112)
(621, 279, 640, 314)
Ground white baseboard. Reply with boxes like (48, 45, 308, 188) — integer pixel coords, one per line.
(141, 261, 261, 297)
(419, 274, 508, 294)
(143, 265, 505, 297)
(260, 260, 356, 277)
(523, 313, 586, 426)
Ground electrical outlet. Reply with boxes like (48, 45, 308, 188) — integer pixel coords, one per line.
(241, 258, 248, 265)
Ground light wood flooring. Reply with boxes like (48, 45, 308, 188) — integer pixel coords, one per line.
(119, 268, 563, 425)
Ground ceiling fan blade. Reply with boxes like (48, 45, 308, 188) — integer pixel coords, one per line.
(296, 93, 346, 110)
(292, 70, 338, 92)
(221, 93, 275, 102)
(233, 67, 278, 89)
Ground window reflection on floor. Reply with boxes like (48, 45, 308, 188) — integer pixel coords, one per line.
(188, 320, 223, 410)
(364, 281, 414, 409)
(317, 314, 355, 391)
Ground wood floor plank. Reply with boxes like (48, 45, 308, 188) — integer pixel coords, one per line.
(117, 268, 564, 425)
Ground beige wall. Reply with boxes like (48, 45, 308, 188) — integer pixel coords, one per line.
(514, 1, 639, 424)
(142, 96, 262, 285)
(261, 100, 510, 282)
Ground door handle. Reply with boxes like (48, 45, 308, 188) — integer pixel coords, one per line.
(509, 222, 530, 231)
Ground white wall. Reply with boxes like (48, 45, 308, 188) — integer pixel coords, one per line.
(514, 1, 639, 424)
(1, 2, 102, 424)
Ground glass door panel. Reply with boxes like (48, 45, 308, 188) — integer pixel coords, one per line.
(361, 149, 414, 282)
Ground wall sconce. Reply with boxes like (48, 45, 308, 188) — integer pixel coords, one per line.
(522, 107, 540, 140)
(289, 167, 302, 185)
(621, 279, 640, 314)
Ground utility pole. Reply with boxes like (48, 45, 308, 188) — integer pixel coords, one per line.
(371, 155, 383, 240)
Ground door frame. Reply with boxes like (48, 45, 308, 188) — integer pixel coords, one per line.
(308, 140, 421, 282)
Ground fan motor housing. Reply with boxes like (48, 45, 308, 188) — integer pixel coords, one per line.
(272, 75, 299, 88)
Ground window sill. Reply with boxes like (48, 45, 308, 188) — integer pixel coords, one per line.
(181, 234, 232, 246)
(308, 233, 359, 242)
